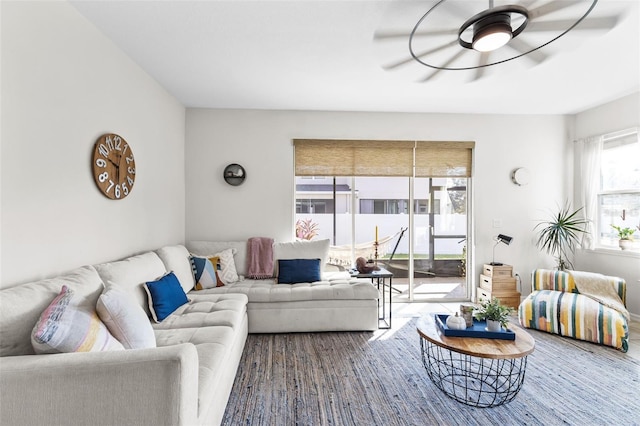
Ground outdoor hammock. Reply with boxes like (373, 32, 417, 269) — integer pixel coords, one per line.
(328, 230, 402, 266)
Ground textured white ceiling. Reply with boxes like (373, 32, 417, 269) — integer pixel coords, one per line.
(71, 0, 640, 114)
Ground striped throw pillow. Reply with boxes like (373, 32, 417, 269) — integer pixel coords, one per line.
(32, 285, 124, 354)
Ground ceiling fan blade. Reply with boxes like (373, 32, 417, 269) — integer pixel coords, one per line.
(527, 0, 582, 19)
(507, 37, 548, 64)
(525, 16, 619, 32)
(519, 0, 539, 9)
(440, 0, 474, 21)
(383, 39, 458, 70)
(374, 28, 458, 40)
(420, 50, 466, 82)
(472, 52, 491, 81)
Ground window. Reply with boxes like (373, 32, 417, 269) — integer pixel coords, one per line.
(597, 129, 640, 247)
(360, 199, 407, 214)
(296, 199, 334, 214)
(359, 199, 436, 214)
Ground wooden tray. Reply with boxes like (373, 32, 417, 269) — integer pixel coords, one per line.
(435, 314, 515, 340)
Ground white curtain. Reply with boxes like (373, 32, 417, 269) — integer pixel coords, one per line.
(575, 136, 603, 249)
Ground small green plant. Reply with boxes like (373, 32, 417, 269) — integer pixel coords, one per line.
(474, 298, 514, 329)
(295, 219, 319, 240)
(611, 224, 636, 241)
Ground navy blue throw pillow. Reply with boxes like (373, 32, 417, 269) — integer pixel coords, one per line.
(143, 271, 189, 322)
(277, 259, 321, 284)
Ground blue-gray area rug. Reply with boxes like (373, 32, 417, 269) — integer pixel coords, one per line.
(222, 317, 640, 425)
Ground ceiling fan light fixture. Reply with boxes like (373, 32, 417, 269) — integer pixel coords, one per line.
(472, 26, 512, 51)
(472, 14, 513, 52)
(408, 0, 599, 73)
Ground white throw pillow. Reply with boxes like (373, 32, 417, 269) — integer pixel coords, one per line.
(32, 285, 124, 354)
(96, 285, 156, 349)
(273, 239, 330, 276)
(215, 248, 239, 283)
(155, 245, 196, 294)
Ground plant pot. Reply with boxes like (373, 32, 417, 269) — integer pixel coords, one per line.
(619, 239, 634, 250)
(486, 319, 502, 332)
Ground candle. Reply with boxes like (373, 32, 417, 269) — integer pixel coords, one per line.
(375, 226, 378, 243)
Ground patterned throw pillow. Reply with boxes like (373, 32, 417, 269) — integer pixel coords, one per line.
(143, 272, 189, 322)
(190, 255, 224, 290)
(215, 248, 239, 283)
(31, 285, 124, 354)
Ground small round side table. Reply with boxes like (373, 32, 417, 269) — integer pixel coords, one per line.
(417, 314, 535, 407)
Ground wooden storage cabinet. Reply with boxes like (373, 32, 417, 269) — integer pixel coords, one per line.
(477, 264, 520, 309)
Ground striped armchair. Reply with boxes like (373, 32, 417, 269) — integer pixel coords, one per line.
(518, 269, 629, 352)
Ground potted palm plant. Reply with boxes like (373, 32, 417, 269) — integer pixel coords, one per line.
(474, 298, 514, 331)
(534, 202, 589, 270)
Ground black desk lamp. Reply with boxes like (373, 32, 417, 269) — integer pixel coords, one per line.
(490, 234, 513, 266)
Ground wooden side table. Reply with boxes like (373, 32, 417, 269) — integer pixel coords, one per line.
(352, 267, 393, 329)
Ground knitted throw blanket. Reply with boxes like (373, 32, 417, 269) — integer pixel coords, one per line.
(569, 270, 630, 322)
(247, 237, 274, 279)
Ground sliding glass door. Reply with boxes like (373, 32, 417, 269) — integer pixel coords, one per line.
(408, 177, 468, 301)
(295, 175, 470, 302)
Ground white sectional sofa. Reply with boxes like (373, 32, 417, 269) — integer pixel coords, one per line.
(0, 240, 379, 426)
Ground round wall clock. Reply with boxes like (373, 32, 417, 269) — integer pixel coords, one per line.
(91, 133, 136, 199)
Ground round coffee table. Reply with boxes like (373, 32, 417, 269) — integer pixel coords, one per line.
(417, 314, 535, 407)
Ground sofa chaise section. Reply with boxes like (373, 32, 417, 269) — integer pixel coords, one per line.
(186, 240, 380, 333)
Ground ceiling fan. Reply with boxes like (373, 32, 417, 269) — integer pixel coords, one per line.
(374, 0, 623, 82)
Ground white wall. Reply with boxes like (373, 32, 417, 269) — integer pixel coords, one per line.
(1, 2, 186, 287)
(186, 108, 571, 297)
(574, 92, 639, 138)
(573, 93, 640, 318)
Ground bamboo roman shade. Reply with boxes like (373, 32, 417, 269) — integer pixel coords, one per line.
(414, 141, 474, 177)
(293, 140, 414, 176)
(293, 139, 474, 177)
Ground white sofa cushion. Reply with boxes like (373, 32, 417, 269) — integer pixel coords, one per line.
(0, 265, 104, 357)
(190, 272, 378, 303)
(95, 251, 167, 317)
(31, 285, 124, 354)
(273, 239, 330, 277)
(154, 325, 236, 418)
(152, 294, 248, 331)
(155, 245, 196, 293)
(97, 285, 156, 349)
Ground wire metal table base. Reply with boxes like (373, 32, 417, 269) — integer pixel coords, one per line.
(420, 338, 528, 407)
